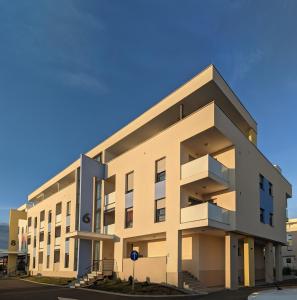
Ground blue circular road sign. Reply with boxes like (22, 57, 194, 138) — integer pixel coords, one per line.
(130, 250, 139, 261)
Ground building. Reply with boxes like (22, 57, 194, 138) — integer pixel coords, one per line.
(8, 65, 292, 290)
(6, 204, 30, 275)
(282, 219, 297, 271)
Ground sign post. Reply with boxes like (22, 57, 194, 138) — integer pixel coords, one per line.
(130, 250, 139, 293)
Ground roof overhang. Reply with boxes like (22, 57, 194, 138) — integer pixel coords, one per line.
(66, 230, 114, 241)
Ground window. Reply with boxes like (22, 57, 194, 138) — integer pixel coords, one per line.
(48, 210, 52, 223)
(259, 174, 264, 190)
(56, 202, 62, 215)
(66, 201, 71, 216)
(39, 232, 44, 242)
(55, 226, 61, 238)
(126, 172, 134, 193)
(40, 211, 45, 222)
(54, 250, 60, 263)
(27, 236, 31, 245)
(46, 255, 50, 268)
(156, 158, 166, 182)
(287, 234, 293, 247)
(28, 217, 32, 227)
(104, 209, 115, 226)
(93, 153, 102, 162)
(33, 236, 36, 248)
(269, 213, 273, 226)
(47, 232, 51, 245)
(38, 252, 43, 264)
(125, 207, 133, 228)
(34, 217, 37, 228)
(269, 182, 273, 196)
(286, 258, 292, 264)
(155, 198, 165, 222)
(66, 226, 70, 233)
(64, 253, 69, 268)
(95, 179, 101, 233)
(33, 257, 36, 268)
(260, 208, 264, 223)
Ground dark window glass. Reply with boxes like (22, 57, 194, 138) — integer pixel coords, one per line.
(48, 211, 52, 223)
(38, 252, 43, 264)
(64, 253, 69, 268)
(259, 174, 264, 190)
(260, 208, 265, 223)
(27, 236, 31, 245)
(39, 232, 44, 242)
(47, 232, 51, 245)
(156, 208, 165, 222)
(269, 182, 273, 196)
(54, 250, 60, 263)
(55, 226, 61, 238)
(125, 207, 133, 228)
(56, 202, 62, 215)
(46, 255, 50, 268)
(40, 211, 45, 222)
(28, 217, 32, 227)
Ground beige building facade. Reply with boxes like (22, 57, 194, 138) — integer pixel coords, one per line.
(282, 219, 297, 271)
(8, 65, 292, 289)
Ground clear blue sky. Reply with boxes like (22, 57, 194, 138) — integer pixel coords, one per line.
(0, 0, 296, 224)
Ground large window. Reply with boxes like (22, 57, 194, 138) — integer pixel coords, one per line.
(34, 217, 37, 228)
(27, 236, 31, 245)
(156, 158, 166, 182)
(28, 217, 32, 227)
(33, 236, 36, 248)
(155, 198, 165, 222)
(54, 250, 60, 263)
(39, 232, 44, 242)
(125, 207, 133, 228)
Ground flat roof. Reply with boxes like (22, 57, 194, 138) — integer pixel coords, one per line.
(28, 64, 257, 201)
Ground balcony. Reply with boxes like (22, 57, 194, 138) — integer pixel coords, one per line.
(180, 202, 232, 230)
(180, 154, 231, 194)
(103, 224, 115, 235)
(104, 192, 116, 209)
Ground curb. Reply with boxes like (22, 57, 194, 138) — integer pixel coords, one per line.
(77, 287, 199, 298)
(18, 278, 69, 288)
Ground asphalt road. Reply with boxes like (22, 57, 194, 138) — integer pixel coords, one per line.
(2, 278, 297, 300)
(0, 279, 198, 300)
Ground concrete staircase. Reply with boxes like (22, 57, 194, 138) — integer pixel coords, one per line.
(69, 271, 103, 288)
(182, 271, 207, 294)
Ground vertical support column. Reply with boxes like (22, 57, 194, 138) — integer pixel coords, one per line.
(225, 233, 238, 289)
(166, 230, 182, 287)
(265, 242, 274, 283)
(114, 237, 124, 278)
(275, 244, 283, 282)
(243, 237, 255, 287)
